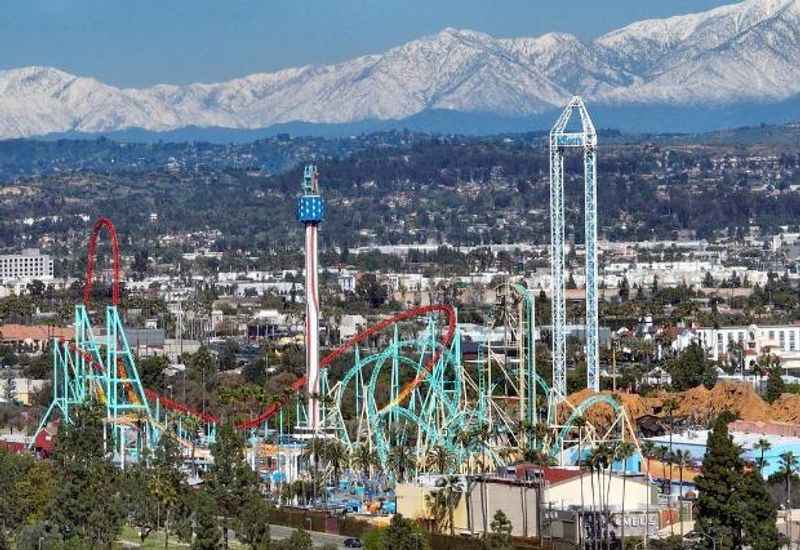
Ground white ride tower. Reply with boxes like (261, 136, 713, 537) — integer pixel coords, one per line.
(549, 97, 600, 396)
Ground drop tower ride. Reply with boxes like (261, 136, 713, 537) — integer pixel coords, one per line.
(297, 165, 325, 430)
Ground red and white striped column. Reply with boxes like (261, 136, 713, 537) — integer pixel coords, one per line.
(304, 222, 321, 430)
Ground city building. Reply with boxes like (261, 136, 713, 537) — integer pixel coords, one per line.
(0, 249, 54, 284)
(687, 324, 800, 369)
(0, 324, 74, 354)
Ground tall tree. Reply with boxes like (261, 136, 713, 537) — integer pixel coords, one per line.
(207, 423, 260, 550)
(47, 403, 125, 548)
(668, 343, 717, 391)
(425, 445, 452, 475)
(356, 274, 388, 309)
(382, 514, 430, 550)
(425, 476, 462, 536)
(695, 415, 745, 549)
(778, 452, 799, 511)
(124, 454, 160, 544)
(150, 434, 185, 550)
(754, 438, 771, 476)
(0, 451, 53, 541)
(672, 449, 692, 539)
(765, 366, 785, 404)
(350, 444, 377, 481)
(192, 490, 221, 550)
(615, 441, 637, 550)
(236, 494, 270, 549)
(738, 471, 786, 550)
(484, 509, 513, 550)
(388, 445, 415, 483)
(323, 439, 348, 486)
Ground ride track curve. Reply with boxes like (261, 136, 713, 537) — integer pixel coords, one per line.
(84, 217, 122, 307)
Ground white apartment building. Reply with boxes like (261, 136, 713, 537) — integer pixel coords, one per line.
(0, 249, 54, 284)
(689, 324, 800, 369)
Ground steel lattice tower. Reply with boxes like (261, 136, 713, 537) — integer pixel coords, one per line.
(297, 165, 325, 430)
(549, 97, 599, 396)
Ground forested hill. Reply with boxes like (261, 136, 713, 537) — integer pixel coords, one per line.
(1, 128, 800, 252)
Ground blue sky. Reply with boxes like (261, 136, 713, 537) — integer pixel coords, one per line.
(2, 0, 735, 87)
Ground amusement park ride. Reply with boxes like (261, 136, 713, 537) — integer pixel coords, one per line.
(32, 97, 640, 480)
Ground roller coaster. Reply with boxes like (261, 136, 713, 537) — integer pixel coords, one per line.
(34, 98, 640, 478)
(33, 217, 636, 476)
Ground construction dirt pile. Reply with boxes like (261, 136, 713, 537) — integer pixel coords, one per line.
(673, 382, 772, 423)
(562, 381, 800, 427)
(769, 394, 800, 424)
(561, 389, 656, 428)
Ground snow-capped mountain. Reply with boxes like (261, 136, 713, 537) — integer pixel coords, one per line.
(2, 0, 800, 139)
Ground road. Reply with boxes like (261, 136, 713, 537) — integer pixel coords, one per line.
(270, 524, 357, 549)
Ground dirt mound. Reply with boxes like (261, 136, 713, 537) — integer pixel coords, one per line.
(770, 394, 800, 423)
(561, 389, 655, 428)
(562, 381, 791, 429)
(674, 382, 771, 423)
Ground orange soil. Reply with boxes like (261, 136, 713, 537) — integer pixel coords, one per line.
(564, 381, 800, 427)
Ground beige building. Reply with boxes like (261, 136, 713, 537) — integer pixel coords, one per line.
(543, 471, 655, 512)
(396, 477, 539, 538)
(397, 468, 658, 540)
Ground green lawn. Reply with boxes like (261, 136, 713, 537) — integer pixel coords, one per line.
(115, 525, 247, 549)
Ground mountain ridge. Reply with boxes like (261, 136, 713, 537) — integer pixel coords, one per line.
(3, 0, 800, 138)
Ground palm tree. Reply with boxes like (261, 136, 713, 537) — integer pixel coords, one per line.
(573, 415, 588, 525)
(615, 442, 636, 550)
(182, 414, 201, 477)
(514, 418, 535, 457)
(587, 445, 612, 550)
(302, 436, 326, 504)
(350, 444, 376, 481)
(424, 490, 447, 534)
(658, 447, 676, 537)
(472, 423, 493, 474)
(639, 440, 656, 550)
(663, 398, 678, 459)
(672, 449, 692, 539)
(754, 438, 772, 476)
(579, 450, 595, 550)
(425, 475, 462, 536)
(323, 439, 348, 486)
(780, 451, 799, 509)
(597, 444, 614, 550)
(388, 445, 414, 482)
(425, 444, 452, 475)
(534, 423, 549, 451)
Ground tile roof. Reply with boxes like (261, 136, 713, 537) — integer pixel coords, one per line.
(515, 463, 583, 485)
(0, 324, 74, 341)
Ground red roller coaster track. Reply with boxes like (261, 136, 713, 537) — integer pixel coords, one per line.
(84, 217, 122, 307)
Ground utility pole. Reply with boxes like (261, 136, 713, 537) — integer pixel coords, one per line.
(612, 342, 617, 392)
